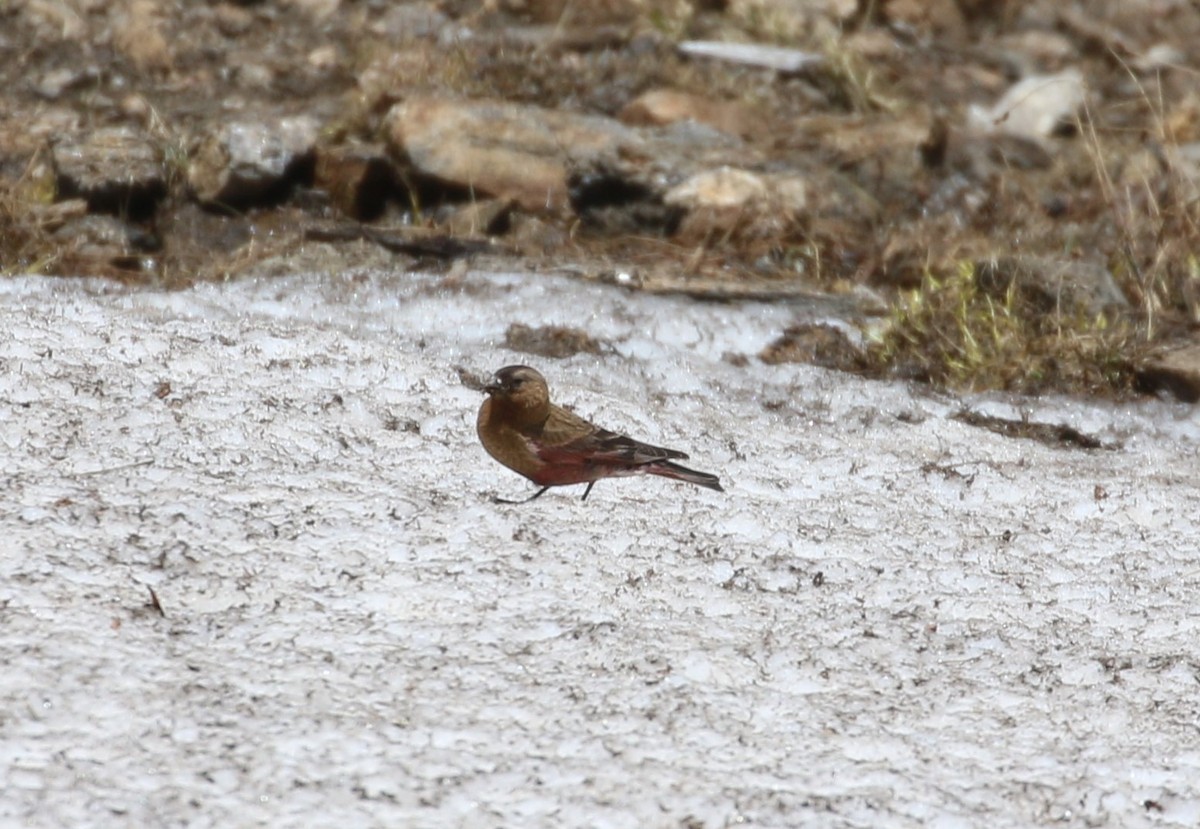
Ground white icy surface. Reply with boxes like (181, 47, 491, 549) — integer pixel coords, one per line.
(2, 269, 1200, 828)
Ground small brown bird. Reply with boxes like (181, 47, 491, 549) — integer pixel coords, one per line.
(476, 365, 724, 503)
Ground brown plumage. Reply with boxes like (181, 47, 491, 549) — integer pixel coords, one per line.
(476, 365, 724, 503)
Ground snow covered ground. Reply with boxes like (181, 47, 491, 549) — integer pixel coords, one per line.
(2, 268, 1199, 828)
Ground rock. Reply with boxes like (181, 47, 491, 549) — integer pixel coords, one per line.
(619, 89, 766, 139)
(884, 0, 968, 41)
(119, 94, 152, 122)
(565, 116, 758, 232)
(974, 256, 1128, 317)
(494, 0, 570, 22)
(285, 0, 340, 21)
(23, 0, 87, 41)
(1164, 92, 1200, 144)
(664, 167, 808, 243)
(678, 40, 823, 74)
(385, 97, 642, 213)
(51, 126, 166, 218)
(1055, 6, 1132, 61)
(213, 2, 254, 36)
(509, 214, 569, 254)
(307, 45, 339, 72)
(313, 143, 399, 221)
(1161, 143, 1200, 204)
(29, 198, 90, 232)
(231, 63, 275, 92)
(51, 214, 160, 277)
(546, 23, 636, 53)
(796, 111, 932, 173)
(368, 4, 449, 39)
(188, 116, 319, 209)
(1137, 342, 1200, 402)
(968, 69, 1086, 140)
(996, 30, 1075, 72)
(826, 0, 857, 19)
(666, 167, 769, 209)
(53, 213, 157, 254)
(497, 0, 675, 27)
(435, 198, 515, 237)
(917, 127, 1053, 225)
(842, 29, 903, 60)
(113, 0, 173, 73)
(33, 66, 99, 100)
(724, 0, 845, 42)
(1117, 144, 1200, 209)
(1133, 43, 1186, 74)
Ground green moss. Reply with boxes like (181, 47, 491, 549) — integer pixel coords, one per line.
(866, 261, 1139, 396)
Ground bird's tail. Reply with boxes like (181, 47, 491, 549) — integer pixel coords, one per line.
(648, 460, 724, 492)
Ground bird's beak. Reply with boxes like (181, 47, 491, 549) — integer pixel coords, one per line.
(483, 375, 501, 394)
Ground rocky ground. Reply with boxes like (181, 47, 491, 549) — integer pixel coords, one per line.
(3, 0, 1200, 396)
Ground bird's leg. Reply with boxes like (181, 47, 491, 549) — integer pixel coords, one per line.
(493, 486, 550, 505)
(581, 482, 595, 501)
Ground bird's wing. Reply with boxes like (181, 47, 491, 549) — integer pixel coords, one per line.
(533, 404, 688, 466)
(536, 404, 598, 446)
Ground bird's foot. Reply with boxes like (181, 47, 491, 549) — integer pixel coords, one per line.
(492, 486, 550, 505)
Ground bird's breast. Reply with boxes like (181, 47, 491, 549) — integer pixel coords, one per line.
(477, 399, 545, 481)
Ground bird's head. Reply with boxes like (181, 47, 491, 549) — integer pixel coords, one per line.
(483, 365, 550, 415)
